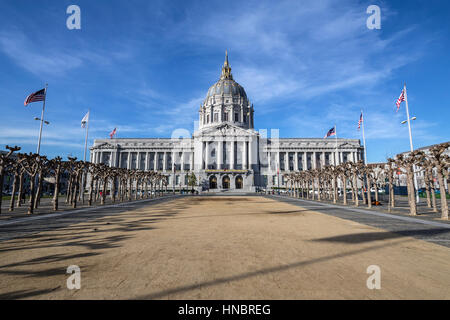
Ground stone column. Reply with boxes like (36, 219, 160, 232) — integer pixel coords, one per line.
(154, 152, 158, 171)
(181, 152, 185, 171)
(205, 142, 209, 170)
(268, 151, 271, 172)
(127, 152, 131, 169)
(303, 152, 307, 171)
(277, 151, 280, 172)
(190, 151, 194, 171)
(217, 140, 223, 170)
(248, 138, 253, 171)
(230, 140, 235, 170)
(163, 152, 167, 171)
(313, 151, 316, 169)
(242, 140, 247, 170)
(285, 152, 289, 171)
(295, 152, 298, 171)
(172, 151, 175, 172)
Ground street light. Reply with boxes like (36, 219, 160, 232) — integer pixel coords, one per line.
(401, 116, 416, 124)
(34, 117, 50, 125)
(400, 115, 419, 203)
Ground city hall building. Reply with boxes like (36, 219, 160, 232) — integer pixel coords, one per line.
(90, 53, 364, 192)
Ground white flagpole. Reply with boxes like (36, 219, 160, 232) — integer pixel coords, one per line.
(361, 109, 368, 164)
(403, 84, 419, 203)
(83, 110, 90, 162)
(36, 83, 48, 154)
(334, 124, 338, 165)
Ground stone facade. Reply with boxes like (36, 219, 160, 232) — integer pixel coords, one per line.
(90, 52, 364, 192)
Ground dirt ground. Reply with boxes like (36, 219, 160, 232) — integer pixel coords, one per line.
(0, 196, 449, 299)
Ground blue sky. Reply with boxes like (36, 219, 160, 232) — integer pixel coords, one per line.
(0, 0, 449, 162)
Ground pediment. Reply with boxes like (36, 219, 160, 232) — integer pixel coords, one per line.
(195, 124, 257, 138)
(95, 142, 116, 149)
(339, 142, 356, 148)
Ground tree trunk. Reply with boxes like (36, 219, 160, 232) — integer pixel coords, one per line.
(112, 176, 117, 203)
(424, 176, 431, 208)
(353, 174, 359, 207)
(34, 170, 43, 209)
(0, 170, 5, 214)
(28, 174, 36, 214)
(17, 172, 24, 207)
(367, 176, 372, 209)
(95, 180, 100, 202)
(101, 177, 107, 205)
(66, 177, 72, 203)
(9, 171, 19, 211)
(406, 166, 417, 216)
(431, 180, 437, 213)
(436, 164, 448, 220)
(342, 176, 348, 205)
(72, 173, 80, 209)
(53, 168, 60, 211)
(88, 176, 94, 206)
(135, 179, 139, 200)
(388, 172, 395, 208)
(360, 179, 366, 206)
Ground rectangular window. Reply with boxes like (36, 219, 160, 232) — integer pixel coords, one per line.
(223, 112, 228, 121)
(289, 153, 294, 171)
(214, 113, 218, 122)
(207, 115, 210, 123)
(235, 113, 239, 121)
(298, 153, 303, 170)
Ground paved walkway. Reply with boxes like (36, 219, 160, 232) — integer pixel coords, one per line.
(0, 196, 449, 299)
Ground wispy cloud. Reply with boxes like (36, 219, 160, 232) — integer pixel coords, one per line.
(0, 29, 132, 76)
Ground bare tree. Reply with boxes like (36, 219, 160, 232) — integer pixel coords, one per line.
(0, 145, 20, 214)
(428, 143, 449, 220)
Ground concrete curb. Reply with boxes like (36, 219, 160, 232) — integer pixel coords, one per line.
(0, 195, 182, 227)
(269, 195, 450, 229)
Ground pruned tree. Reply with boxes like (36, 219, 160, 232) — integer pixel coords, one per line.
(0, 145, 20, 214)
(19, 153, 43, 214)
(428, 143, 449, 220)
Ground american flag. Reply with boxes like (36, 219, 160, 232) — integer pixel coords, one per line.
(358, 112, 363, 130)
(324, 126, 336, 139)
(109, 128, 117, 139)
(395, 89, 405, 112)
(24, 88, 46, 106)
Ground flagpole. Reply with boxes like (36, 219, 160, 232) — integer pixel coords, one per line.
(36, 83, 48, 154)
(361, 109, 368, 164)
(403, 84, 419, 203)
(83, 110, 90, 162)
(334, 124, 338, 165)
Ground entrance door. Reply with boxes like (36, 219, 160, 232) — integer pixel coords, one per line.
(222, 176, 230, 189)
(236, 176, 243, 189)
(209, 176, 217, 189)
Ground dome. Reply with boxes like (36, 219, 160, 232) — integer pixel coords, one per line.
(205, 79, 247, 101)
(204, 51, 248, 103)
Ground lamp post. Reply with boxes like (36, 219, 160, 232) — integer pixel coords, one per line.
(34, 117, 50, 154)
(400, 116, 419, 203)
